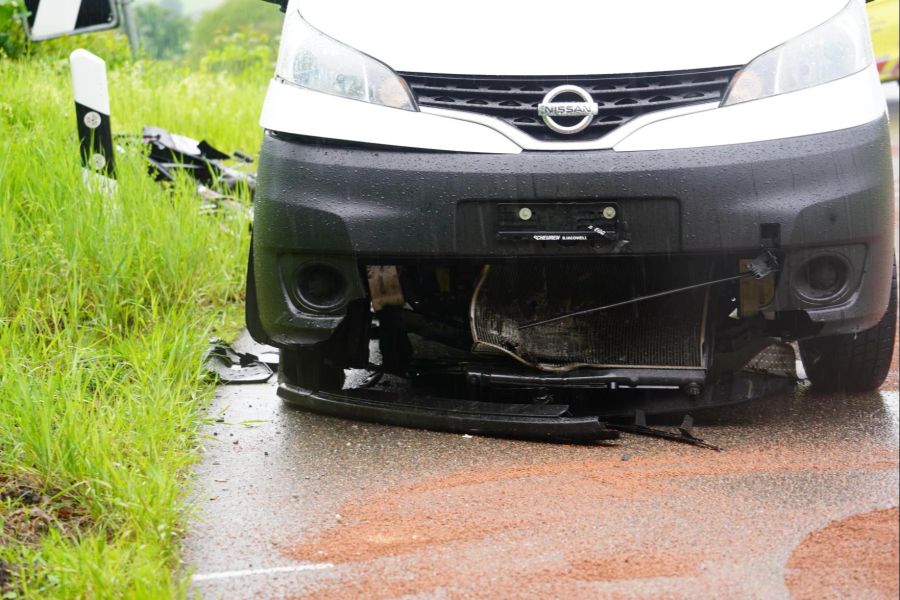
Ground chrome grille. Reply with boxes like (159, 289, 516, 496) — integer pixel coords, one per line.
(401, 67, 740, 142)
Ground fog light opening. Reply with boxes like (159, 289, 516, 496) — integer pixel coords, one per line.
(795, 255, 850, 303)
(295, 263, 348, 311)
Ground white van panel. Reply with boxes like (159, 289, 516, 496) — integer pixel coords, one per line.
(261, 66, 885, 153)
(290, 0, 847, 77)
(259, 79, 523, 154)
(613, 66, 887, 151)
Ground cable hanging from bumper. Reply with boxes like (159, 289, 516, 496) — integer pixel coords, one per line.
(520, 251, 778, 330)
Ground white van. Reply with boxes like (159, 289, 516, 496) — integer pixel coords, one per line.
(247, 0, 896, 439)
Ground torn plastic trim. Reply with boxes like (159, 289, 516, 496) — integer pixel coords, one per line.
(607, 411, 721, 451)
(204, 340, 274, 384)
(277, 383, 620, 442)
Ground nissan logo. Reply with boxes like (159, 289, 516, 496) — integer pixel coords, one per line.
(536, 85, 598, 135)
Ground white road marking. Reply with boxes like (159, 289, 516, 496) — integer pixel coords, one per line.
(192, 563, 334, 583)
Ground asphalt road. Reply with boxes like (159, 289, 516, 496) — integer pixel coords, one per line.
(183, 87, 900, 599)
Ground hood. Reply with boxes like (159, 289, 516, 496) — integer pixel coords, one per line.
(291, 0, 849, 76)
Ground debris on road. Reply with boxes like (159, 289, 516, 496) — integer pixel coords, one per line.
(608, 411, 722, 451)
(204, 340, 273, 385)
(113, 126, 257, 213)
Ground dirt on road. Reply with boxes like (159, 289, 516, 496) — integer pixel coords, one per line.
(786, 507, 899, 600)
(285, 445, 898, 599)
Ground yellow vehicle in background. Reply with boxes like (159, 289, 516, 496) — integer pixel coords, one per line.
(868, 0, 899, 82)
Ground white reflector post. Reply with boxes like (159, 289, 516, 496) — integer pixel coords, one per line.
(70, 49, 115, 178)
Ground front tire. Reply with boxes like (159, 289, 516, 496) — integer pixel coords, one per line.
(799, 261, 897, 393)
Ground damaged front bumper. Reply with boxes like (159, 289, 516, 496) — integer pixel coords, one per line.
(277, 348, 797, 443)
(277, 384, 621, 442)
(252, 115, 895, 352)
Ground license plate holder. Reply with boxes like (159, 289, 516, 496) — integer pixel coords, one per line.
(495, 202, 620, 243)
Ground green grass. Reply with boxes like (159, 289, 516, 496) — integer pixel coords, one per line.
(0, 51, 267, 597)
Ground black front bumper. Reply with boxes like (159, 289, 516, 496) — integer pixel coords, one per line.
(252, 117, 895, 346)
(277, 368, 794, 442)
(278, 383, 621, 442)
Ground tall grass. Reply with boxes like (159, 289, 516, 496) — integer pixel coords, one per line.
(0, 54, 265, 597)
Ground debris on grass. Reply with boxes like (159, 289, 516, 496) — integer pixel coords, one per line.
(2, 54, 255, 597)
(112, 126, 257, 214)
(140, 126, 256, 194)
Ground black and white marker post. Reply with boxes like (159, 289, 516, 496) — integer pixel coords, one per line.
(70, 49, 116, 183)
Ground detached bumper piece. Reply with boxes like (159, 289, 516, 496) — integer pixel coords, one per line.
(608, 411, 721, 451)
(204, 340, 273, 384)
(141, 126, 257, 193)
(277, 383, 620, 443)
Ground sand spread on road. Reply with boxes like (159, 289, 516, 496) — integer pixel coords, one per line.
(785, 507, 899, 600)
(285, 446, 897, 599)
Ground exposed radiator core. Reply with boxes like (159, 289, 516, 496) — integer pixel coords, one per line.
(470, 263, 708, 373)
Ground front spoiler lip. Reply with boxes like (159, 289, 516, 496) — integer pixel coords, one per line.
(277, 382, 619, 442)
(277, 369, 794, 443)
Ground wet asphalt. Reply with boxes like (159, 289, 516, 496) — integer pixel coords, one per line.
(182, 87, 900, 599)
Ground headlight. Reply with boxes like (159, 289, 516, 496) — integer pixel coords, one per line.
(275, 10, 417, 111)
(722, 0, 873, 106)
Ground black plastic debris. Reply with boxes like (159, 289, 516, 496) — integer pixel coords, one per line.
(112, 126, 257, 202)
(204, 340, 273, 385)
(141, 126, 257, 194)
(608, 410, 722, 451)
